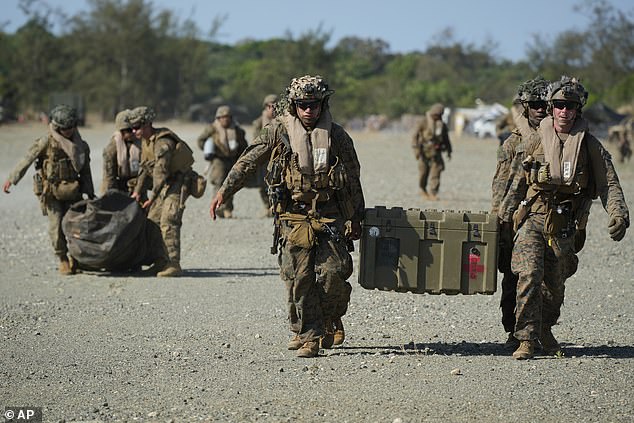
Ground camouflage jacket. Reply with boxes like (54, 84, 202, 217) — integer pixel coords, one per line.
(498, 119, 629, 226)
(8, 133, 94, 198)
(491, 131, 523, 215)
(491, 114, 538, 215)
(135, 128, 183, 198)
(412, 114, 452, 159)
(196, 121, 248, 160)
(101, 136, 140, 194)
(218, 116, 365, 223)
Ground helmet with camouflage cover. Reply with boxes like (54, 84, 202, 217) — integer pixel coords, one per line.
(518, 76, 549, 103)
(215, 105, 232, 119)
(127, 106, 156, 127)
(284, 75, 334, 116)
(428, 103, 444, 116)
(262, 94, 278, 108)
(115, 109, 132, 131)
(49, 104, 79, 130)
(547, 76, 588, 108)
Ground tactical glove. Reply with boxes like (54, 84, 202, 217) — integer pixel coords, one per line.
(608, 216, 627, 241)
(573, 228, 586, 253)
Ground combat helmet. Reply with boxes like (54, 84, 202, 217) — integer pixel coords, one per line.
(517, 76, 549, 103)
(428, 103, 445, 116)
(285, 75, 334, 116)
(127, 106, 156, 127)
(547, 76, 588, 108)
(262, 94, 278, 108)
(49, 104, 79, 130)
(215, 105, 232, 119)
(115, 109, 132, 131)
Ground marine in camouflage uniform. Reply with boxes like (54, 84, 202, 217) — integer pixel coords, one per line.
(491, 76, 549, 347)
(210, 75, 365, 358)
(252, 94, 278, 216)
(101, 109, 144, 197)
(130, 106, 195, 277)
(499, 76, 629, 359)
(412, 103, 452, 201)
(196, 105, 248, 218)
(3, 105, 95, 275)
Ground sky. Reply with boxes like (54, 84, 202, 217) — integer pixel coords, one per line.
(3, 0, 633, 61)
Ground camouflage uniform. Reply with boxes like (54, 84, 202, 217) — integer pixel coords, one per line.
(252, 94, 279, 213)
(196, 106, 248, 217)
(215, 76, 365, 355)
(499, 77, 629, 358)
(101, 109, 143, 196)
(5, 105, 94, 272)
(412, 103, 452, 199)
(491, 77, 549, 337)
(131, 107, 195, 275)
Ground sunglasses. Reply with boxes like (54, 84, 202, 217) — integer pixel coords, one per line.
(295, 100, 321, 110)
(131, 124, 143, 130)
(528, 101, 547, 110)
(552, 100, 579, 110)
(57, 126, 75, 131)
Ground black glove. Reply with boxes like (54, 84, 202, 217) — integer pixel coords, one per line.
(573, 228, 586, 253)
(608, 216, 627, 241)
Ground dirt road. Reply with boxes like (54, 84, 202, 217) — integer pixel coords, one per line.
(1, 121, 632, 422)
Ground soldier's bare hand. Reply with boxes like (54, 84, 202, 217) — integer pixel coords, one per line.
(3, 180, 11, 193)
(131, 192, 140, 202)
(141, 198, 153, 209)
(210, 193, 224, 220)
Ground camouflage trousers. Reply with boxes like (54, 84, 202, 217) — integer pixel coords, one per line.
(45, 197, 73, 258)
(209, 157, 236, 212)
(418, 155, 444, 195)
(279, 224, 353, 343)
(148, 176, 187, 265)
(498, 228, 518, 333)
(511, 213, 578, 341)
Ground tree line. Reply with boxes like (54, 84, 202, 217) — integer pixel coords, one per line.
(1, 0, 632, 124)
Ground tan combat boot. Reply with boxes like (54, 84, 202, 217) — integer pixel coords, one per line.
(141, 257, 168, 276)
(320, 319, 335, 349)
(157, 262, 182, 277)
(512, 340, 536, 360)
(540, 327, 562, 356)
(223, 209, 233, 219)
(58, 256, 74, 275)
(287, 334, 303, 350)
(505, 333, 520, 350)
(296, 341, 319, 358)
(333, 317, 345, 346)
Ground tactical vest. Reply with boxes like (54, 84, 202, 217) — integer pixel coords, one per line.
(268, 131, 354, 219)
(144, 128, 194, 175)
(525, 137, 591, 213)
(42, 136, 81, 185)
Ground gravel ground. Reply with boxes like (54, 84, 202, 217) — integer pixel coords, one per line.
(1, 121, 633, 423)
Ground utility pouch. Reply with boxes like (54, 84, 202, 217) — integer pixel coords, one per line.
(537, 163, 551, 183)
(544, 200, 573, 238)
(33, 172, 43, 196)
(52, 180, 80, 201)
(188, 170, 207, 199)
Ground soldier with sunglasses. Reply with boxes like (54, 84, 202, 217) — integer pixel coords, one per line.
(209, 75, 365, 358)
(491, 76, 549, 349)
(499, 76, 629, 360)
